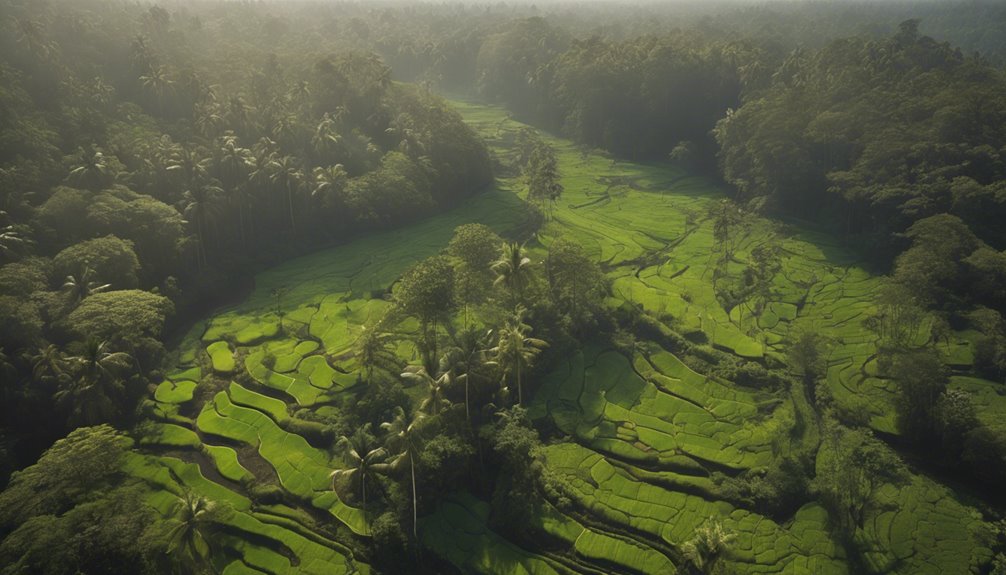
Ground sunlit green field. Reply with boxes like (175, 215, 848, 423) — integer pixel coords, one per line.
(125, 99, 996, 574)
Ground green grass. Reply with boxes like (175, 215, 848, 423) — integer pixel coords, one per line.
(204, 444, 254, 483)
(137, 423, 201, 448)
(207, 340, 236, 374)
(530, 344, 779, 473)
(154, 379, 197, 404)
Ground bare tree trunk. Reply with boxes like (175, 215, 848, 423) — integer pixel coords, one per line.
(411, 456, 418, 539)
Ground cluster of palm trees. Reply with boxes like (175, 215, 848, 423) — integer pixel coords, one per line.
(333, 242, 552, 539)
(137, 130, 351, 269)
(120, 50, 394, 269)
(32, 337, 135, 427)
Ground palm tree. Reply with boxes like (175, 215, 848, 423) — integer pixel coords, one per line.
(311, 113, 342, 164)
(166, 146, 211, 191)
(270, 114, 302, 150)
(269, 155, 304, 231)
(131, 34, 156, 76)
(140, 65, 175, 115)
(223, 95, 253, 137)
(65, 337, 133, 384)
(401, 364, 453, 417)
(195, 101, 226, 139)
(492, 242, 534, 303)
(62, 266, 111, 306)
(311, 164, 348, 209)
(165, 491, 220, 574)
(491, 306, 547, 405)
(213, 135, 251, 191)
(181, 183, 224, 268)
(14, 18, 52, 60)
(56, 338, 132, 426)
(381, 406, 426, 539)
(31, 343, 68, 386)
(247, 140, 278, 200)
(0, 225, 26, 261)
(67, 148, 114, 191)
(356, 323, 397, 380)
(329, 424, 388, 514)
(386, 113, 426, 157)
(681, 518, 735, 575)
(287, 80, 311, 113)
(447, 328, 495, 425)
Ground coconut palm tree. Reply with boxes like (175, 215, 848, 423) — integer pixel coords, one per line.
(165, 491, 221, 574)
(213, 135, 251, 191)
(681, 518, 735, 575)
(14, 18, 52, 60)
(269, 155, 304, 231)
(31, 343, 68, 386)
(247, 140, 278, 196)
(288, 80, 311, 113)
(356, 323, 397, 380)
(61, 266, 111, 306)
(64, 337, 133, 385)
(311, 164, 348, 208)
(224, 95, 253, 137)
(195, 101, 226, 139)
(311, 113, 342, 165)
(381, 406, 426, 539)
(140, 65, 175, 115)
(446, 327, 495, 425)
(56, 338, 132, 426)
(401, 364, 453, 417)
(492, 242, 533, 303)
(166, 146, 211, 191)
(0, 225, 26, 261)
(67, 147, 115, 190)
(330, 424, 388, 513)
(181, 183, 224, 268)
(491, 306, 547, 405)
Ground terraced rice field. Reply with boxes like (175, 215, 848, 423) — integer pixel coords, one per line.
(125, 98, 998, 574)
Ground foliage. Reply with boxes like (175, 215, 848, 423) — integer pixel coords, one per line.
(812, 421, 909, 534)
(681, 518, 735, 575)
(0, 425, 127, 529)
(890, 349, 949, 444)
(66, 289, 173, 342)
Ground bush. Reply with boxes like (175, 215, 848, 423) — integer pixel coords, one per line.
(248, 483, 286, 505)
(279, 418, 333, 447)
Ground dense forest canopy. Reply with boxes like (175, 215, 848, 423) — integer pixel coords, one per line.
(2, 0, 1006, 574)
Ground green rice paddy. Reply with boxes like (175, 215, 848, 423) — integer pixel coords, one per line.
(121, 98, 998, 574)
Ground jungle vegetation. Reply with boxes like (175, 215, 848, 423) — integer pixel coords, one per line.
(1, 1, 1006, 574)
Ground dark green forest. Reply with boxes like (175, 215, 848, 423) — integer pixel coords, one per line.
(1, 1, 1006, 574)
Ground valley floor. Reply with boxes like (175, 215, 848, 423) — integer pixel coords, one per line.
(129, 98, 999, 574)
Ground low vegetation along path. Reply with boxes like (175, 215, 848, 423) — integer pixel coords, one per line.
(129, 98, 997, 575)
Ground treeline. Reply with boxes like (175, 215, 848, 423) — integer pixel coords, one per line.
(470, 20, 774, 168)
(0, 0, 490, 477)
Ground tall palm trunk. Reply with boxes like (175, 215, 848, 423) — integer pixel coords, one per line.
(516, 354, 522, 405)
(464, 371, 471, 425)
(287, 184, 296, 231)
(411, 455, 418, 539)
(238, 202, 247, 247)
